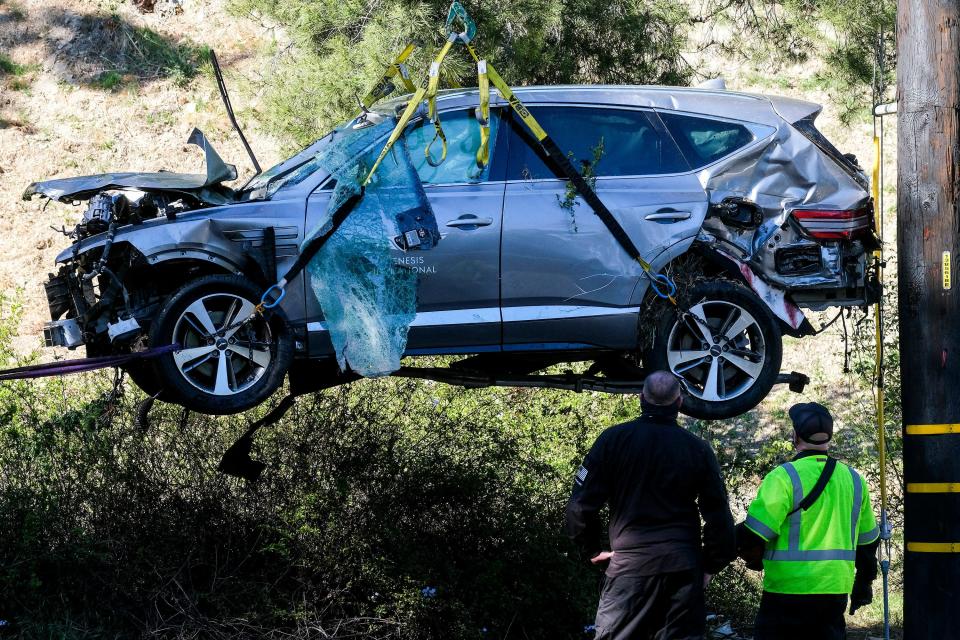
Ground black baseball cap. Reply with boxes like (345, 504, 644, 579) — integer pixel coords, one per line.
(789, 402, 834, 444)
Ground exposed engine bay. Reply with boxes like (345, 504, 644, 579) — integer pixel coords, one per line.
(32, 128, 246, 355)
(42, 190, 208, 351)
(74, 191, 205, 240)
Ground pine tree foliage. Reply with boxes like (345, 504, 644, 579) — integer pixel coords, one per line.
(700, 0, 896, 121)
(231, 0, 692, 147)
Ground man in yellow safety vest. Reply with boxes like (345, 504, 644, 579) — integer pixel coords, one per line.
(738, 402, 880, 639)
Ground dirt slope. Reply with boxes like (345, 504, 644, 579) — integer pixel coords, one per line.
(0, 0, 281, 354)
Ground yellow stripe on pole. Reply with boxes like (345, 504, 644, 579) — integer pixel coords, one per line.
(907, 483, 960, 493)
(907, 542, 960, 553)
(906, 424, 960, 435)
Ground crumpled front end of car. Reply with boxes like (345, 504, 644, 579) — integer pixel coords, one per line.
(30, 129, 247, 353)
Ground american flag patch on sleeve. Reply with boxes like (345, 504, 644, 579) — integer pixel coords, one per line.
(575, 465, 588, 484)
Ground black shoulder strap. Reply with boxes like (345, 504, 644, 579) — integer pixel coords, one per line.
(788, 457, 838, 515)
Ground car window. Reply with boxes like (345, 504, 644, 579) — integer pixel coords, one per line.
(405, 108, 501, 184)
(659, 112, 755, 168)
(505, 106, 688, 181)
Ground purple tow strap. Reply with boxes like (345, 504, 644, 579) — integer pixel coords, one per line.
(0, 344, 180, 381)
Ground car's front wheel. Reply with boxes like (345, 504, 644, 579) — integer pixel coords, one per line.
(649, 281, 782, 420)
(145, 275, 293, 415)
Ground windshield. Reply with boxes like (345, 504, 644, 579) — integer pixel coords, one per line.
(241, 108, 399, 200)
(241, 133, 333, 198)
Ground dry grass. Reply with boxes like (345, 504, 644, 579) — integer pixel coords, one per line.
(0, 0, 283, 354)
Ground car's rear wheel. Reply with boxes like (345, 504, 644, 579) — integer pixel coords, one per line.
(649, 281, 782, 420)
(146, 275, 293, 415)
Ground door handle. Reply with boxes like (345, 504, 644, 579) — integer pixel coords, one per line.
(446, 215, 494, 228)
(644, 209, 692, 221)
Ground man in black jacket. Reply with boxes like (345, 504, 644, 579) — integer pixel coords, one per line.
(565, 370, 736, 640)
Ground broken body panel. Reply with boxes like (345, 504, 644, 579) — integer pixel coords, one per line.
(25, 129, 238, 205)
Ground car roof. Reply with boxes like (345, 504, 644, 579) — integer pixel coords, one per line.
(382, 84, 820, 127)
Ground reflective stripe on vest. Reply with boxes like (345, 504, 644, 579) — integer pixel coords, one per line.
(745, 514, 778, 540)
(850, 466, 863, 547)
(762, 460, 862, 562)
(859, 525, 880, 544)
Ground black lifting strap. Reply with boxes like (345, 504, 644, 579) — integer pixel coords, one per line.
(506, 115, 646, 266)
(538, 136, 645, 264)
(218, 393, 299, 481)
(281, 190, 364, 286)
(788, 457, 838, 515)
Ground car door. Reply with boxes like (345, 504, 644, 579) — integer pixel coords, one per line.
(401, 107, 507, 352)
(500, 105, 708, 351)
(304, 107, 506, 356)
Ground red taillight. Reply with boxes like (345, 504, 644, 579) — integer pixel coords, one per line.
(792, 206, 875, 240)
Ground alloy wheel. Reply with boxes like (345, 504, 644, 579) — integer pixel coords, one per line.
(665, 300, 767, 402)
(171, 293, 273, 396)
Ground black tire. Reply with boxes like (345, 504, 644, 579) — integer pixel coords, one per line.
(123, 359, 168, 399)
(147, 275, 293, 415)
(648, 281, 782, 420)
(87, 338, 168, 399)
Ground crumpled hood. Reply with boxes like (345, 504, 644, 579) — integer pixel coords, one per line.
(22, 129, 237, 205)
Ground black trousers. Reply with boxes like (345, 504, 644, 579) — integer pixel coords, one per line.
(753, 591, 848, 640)
(594, 569, 705, 640)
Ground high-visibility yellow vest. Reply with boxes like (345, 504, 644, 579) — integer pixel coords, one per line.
(745, 453, 880, 594)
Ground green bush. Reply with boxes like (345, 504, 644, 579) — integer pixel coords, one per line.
(0, 312, 635, 638)
(72, 15, 210, 90)
(93, 70, 125, 91)
(0, 53, 28, 76)
(125, 24, 210, 86)
(0, 282, 902, 637)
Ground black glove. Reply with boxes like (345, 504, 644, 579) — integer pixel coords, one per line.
(849, 576, 873, 615)
(735, 522, 765, 572)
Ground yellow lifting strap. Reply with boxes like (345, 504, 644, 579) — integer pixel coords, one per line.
(461, 42, 674, 302)
(871, 132, 888, 516)
(871, 99, 894, 640)
(464, 43, 547, 140)
(474, 59, 491, 171)
(358, 4, 678, 306)
(425, 61, 448, 167)
(364, 37, 456, 185)
(361, 42, 418, 109)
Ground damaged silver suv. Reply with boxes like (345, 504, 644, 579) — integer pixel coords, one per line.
(27, 85, 878, 419)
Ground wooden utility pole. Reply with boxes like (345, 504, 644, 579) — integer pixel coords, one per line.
(898, 1, 960, 637)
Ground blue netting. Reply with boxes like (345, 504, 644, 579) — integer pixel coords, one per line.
(302, 117, 440, 377)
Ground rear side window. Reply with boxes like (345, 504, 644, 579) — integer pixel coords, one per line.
(660, 112, 755, 168)
(506, 106, 689, 180)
